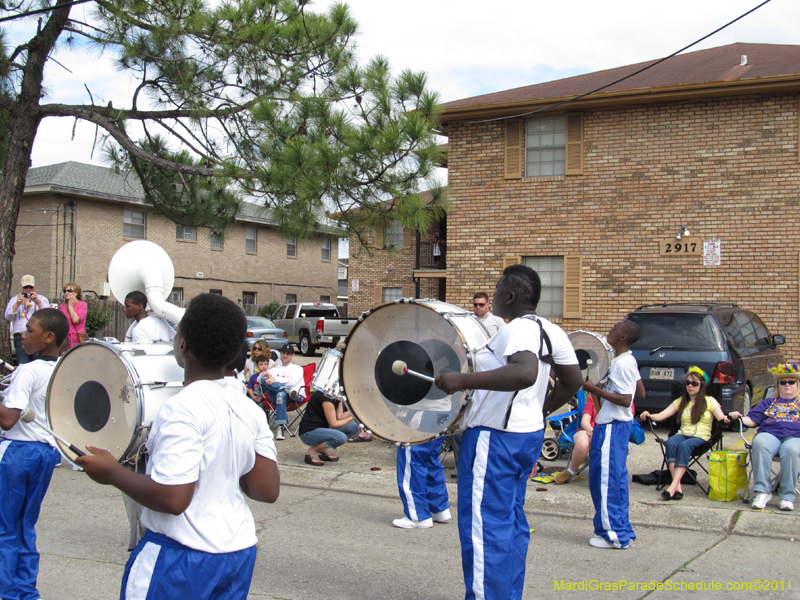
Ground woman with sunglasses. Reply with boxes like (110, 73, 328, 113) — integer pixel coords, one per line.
(57, 282, 87, 349)
(641, 366, 729, 500)
(730, 363, 800, 511)
(243, 340, 274, 381)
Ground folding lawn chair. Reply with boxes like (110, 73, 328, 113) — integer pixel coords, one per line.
(734, 419, 800, 505)
(284, 362, 316, 437)
(648, 416, 724, 495)
(540, 390, 588, 462)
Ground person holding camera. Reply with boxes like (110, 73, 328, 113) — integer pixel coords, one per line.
(5, 274, 50, 364)
(57, 282, 88, 349)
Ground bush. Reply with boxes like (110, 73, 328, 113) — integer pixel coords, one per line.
(85, 298, 114, 337)
(258, 302, 280, 319)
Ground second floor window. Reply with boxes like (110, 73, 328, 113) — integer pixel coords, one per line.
(526, 116, 566, 177)
(123, 209, 145, 239)
(176, 224, 196, 241)
(287, 235, 297, 258)
(384, 220, 403, 249)
(321, 238, 331, 261)
(210, 229, 224, 250)
(246, 225, 257, 254)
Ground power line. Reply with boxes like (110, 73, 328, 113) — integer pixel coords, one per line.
(467, 0, 774, 124)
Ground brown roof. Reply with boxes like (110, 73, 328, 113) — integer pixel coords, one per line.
(440, 43, 800, 120)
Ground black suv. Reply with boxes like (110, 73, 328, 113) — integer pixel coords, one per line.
(625, 303, 785, 414)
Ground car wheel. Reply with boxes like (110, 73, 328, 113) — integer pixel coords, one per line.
(740, 385, 752, 415)
(299, 333, 315, 356)
(540, 438, 561, 461)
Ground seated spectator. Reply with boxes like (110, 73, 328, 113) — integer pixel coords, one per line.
(259, 344, 305, 440)
(730, 363, 800, 511)
(246, 354, 272, 408)
(641, 366, 728, 501)
(298, 390, 360, 466)
(243, 340, 273, 381)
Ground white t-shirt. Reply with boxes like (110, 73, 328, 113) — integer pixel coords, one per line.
(269, 362, 305, 399)
(2, 357, 57, 448)
(477, 312, 506, 337)
(463, 315, 578, 433)
(595, 351, 640, 425)
(126, 316, 176, 343)
(140, 378, 277, 553)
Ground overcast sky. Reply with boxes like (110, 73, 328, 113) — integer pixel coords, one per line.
(25, 0, 800, 168)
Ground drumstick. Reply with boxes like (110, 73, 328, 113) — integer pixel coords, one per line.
(20, 408, 86, 457)
(391, 360, 435, 383)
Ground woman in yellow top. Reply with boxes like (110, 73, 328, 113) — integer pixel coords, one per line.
(641, 366, 729, 500)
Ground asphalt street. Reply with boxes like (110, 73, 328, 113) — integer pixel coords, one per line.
(35, 421, 800, 600)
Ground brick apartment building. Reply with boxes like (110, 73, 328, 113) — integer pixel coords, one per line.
(348, 42, 800, 357)
(15, 161, 340, 309)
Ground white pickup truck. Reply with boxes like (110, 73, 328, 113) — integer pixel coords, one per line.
(271, 302, 358, 356)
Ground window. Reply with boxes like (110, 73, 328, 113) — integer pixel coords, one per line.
(210, 229, 224, 250)
(320, 295, 330, 303)
(176, 224, 196, 241)
(242, 292, 256, 306)
(383, 287, 402, 302)
(338, 265, 347, 280)
(384, 221, 403, 249)
(287, 236, 297, 258)
(209, 289, 223, 295)
(321, 238, 331, 261)
(245, 225, 257, 254)
(286, 293, 297, 304)
(525, 116, 566, 177)
(123, 209, 145, 239)
(725, 313, 757, 348)
(168, 288, 184, 305)
(524, 257, 564, 318)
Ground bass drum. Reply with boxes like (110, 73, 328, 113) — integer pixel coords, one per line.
(340, 299, 490, 445)
(46, 341, 184, 466)
(568, 330, 615, 383)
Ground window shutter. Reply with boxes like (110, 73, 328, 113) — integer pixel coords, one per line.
(563, 255, 583, 318)
(403, 229, 411, 250)
(504, 119, 523, 179)
(402, 285, 412, 298)
(375, 286, 384, 306)
(375, 228, 384, 250)
(565, 114, 584, 175)
(502, 255, 520, 270)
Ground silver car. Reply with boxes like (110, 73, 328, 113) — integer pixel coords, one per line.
(245, 317, 289, 350)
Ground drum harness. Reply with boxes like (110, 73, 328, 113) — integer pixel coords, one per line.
(488, 314, 554, 430)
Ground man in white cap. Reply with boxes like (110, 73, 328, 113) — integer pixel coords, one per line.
(5, 275, 50, 364)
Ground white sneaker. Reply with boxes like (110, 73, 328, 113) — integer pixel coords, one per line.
(432, 509, 452, 523)
(589, 536, 629, 549)
(392, 517, 433, 529)
(751, 492, 772, 509)
(779, 499, 794, 511)
(275, 427, 285, 441)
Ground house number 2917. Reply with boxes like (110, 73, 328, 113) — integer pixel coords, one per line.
(659, 241, 701, 255)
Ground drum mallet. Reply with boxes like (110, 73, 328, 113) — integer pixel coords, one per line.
(392, 360, 435, 383)
(20, 408, 86, 457)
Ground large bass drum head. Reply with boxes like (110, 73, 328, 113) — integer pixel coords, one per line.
(568, 330, 614, 383)
(341, 301, 475, 445)
(46, 341, 183, 463)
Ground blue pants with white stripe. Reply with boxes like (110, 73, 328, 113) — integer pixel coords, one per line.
(0, 439, 60, 600)
(121, 530, 256, 600)
(396, 438, 449, 522)
(589, 420, 635, 547)
(457, 426, 543, 600)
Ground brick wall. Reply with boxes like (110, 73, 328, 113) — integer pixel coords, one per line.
(12, 195, 339, 309)
(445, 94, 800, 355)
(349, 93, 800, 358)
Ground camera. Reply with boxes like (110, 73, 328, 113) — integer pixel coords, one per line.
(23, 293, 31, 298)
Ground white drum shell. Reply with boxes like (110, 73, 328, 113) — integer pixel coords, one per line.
(46, 341, 184, 465)
(340, 299, 490, 445)
(311, 349, 343, 400)
(567, 330, 615, 383)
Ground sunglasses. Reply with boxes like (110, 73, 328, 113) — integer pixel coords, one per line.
(685, 380, 700, 387)
(64, 289, 74, 293)
(473, 303, 486, 307)
(253, 347, 263, 351)
(779, 380, 798, 386)
(23, 286, 34, 290)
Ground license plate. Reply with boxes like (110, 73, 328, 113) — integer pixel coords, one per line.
(650, 368, 674, 380)
(264, 334, 275, 339)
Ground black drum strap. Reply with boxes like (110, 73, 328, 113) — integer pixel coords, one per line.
(501, 315, 553, 429)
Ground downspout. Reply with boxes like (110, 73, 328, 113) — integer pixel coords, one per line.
(414, 230, 420, 298)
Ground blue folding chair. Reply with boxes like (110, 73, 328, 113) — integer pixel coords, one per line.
(541, 390, 588, 461)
